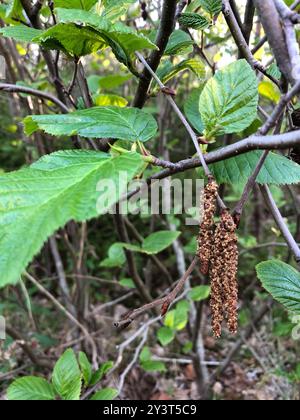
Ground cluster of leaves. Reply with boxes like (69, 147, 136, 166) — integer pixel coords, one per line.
(0, 0, 300, 400)
(7, 349, 116, 401)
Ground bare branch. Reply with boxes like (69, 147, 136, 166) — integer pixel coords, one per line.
(260, 185, 300, 267)
(253, 0, 294, 84)
(0, 83, 69, 113)
(133, 0, 178, 108)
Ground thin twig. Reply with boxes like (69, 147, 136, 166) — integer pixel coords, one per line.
(233, 81, 300, 221)
(260, 185, 300, 267)
(24, 272, 99, 368)
(114, 257, 198, 328)
(0, 83, 69, 113)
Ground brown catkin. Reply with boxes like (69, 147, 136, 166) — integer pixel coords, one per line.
(210, 210, 239, 337)
(197, 177, 219, 275)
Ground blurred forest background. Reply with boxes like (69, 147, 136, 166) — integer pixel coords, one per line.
(0, 0, 300, 401)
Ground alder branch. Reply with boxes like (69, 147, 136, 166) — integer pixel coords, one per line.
(233, 80, 300, 220)
(24, 272, 99, 368)
(260, 185, 300, 267)
(242, 0, 256, 46)
(274, 0, 300, 82)
(253, 0, 293, 84)
(113, 211, 153, 304)
(133, 0, 178, 108)
(147, 129, 300, 176)
(222, 0, 279, 86)
(5, 326, 52, 369)
(114, 257, 198, 328)
(0, 83, 69, 113)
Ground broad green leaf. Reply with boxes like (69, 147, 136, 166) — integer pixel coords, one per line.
(164, 301, 190, 331)
(119, 278, 135, 288)
(102, 0, 136, 21)
(93, 94, 128, 107)
(54, 0, 98, 10)
(50, 8, 157, 71)
(157, 326, 175, 346)
(5, 0, 24, 20)
(178, 13, 210, 30)
(78, 352, 92, 387)
(0, 25, 42, 42)
(33, 23, 107, 57)
(209, 151, 300, 186)
(156, 59, 206, 87)
(259, 81, 280, 103)
(142, 231, 180, 254)
(188, 285, 211, 302)
(121, 231, 181, 255)
(199, 0, 222, 15)
(141, 361, 167, 373)
(184, 88, 204, 134)
(91, 388, 118, 400)
(0, 150, 143, 287)
(267, 63, 281, 80)
(256, 260, 300, 314)
(139, 346, 151, 363)
(7, 377, 55, 401)
(199, 60, 258, 139)
(24, 106, 157, 142)
(90, 361, 114, 386)
(98, 74, 132, 90)
(164, 30, 194, 55)
(52, 349, 82, 401)
(100, 243, 126, 268)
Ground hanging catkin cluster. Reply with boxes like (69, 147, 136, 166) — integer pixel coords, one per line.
(210, 210, 239, 338)
(197, 176, 219, 275)
(197, 179, 239, 338)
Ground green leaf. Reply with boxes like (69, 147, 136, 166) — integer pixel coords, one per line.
(24, 106, 157, 143)
(48, 8, 157, 72)
(142, 231, 180, 254)
(157, 59, 206, 87)
(119, 278, 136, 288)
(157, 326, 175, 346)
(199, 0, 222, 16)
(121, 231, 181, 255)
(7, 377, 55, 401)
(139, 346, 151, 363)
(93, 94, 128, 107)
(5, 0, 24, 21)
(78, 352, 92, 387)
(52, 349, 82, 400)
(100, 243, 126, 268)
(184, 87, 204, 134)
(267, 63, 281, 80)
(209, 151, 300, 186)
(0, 150, 143, 287)
(259, 81, 280, 103)
(90, 361, 114, 386)
(102, 0, 136, 21)
(188, 285, 211, 302)
(54, 0, 98, 10)
(256, 260, 300, 314)
(164, 301, 190, 331)
(0, 25, 42, 42)
(178, 13, 210, 30)
(141, 361, 167, 373)
(164, 30, 194, 55)
(98, 74, 132, 90)
(91, 388, 118, 400)
(199, 59, 258, 139)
